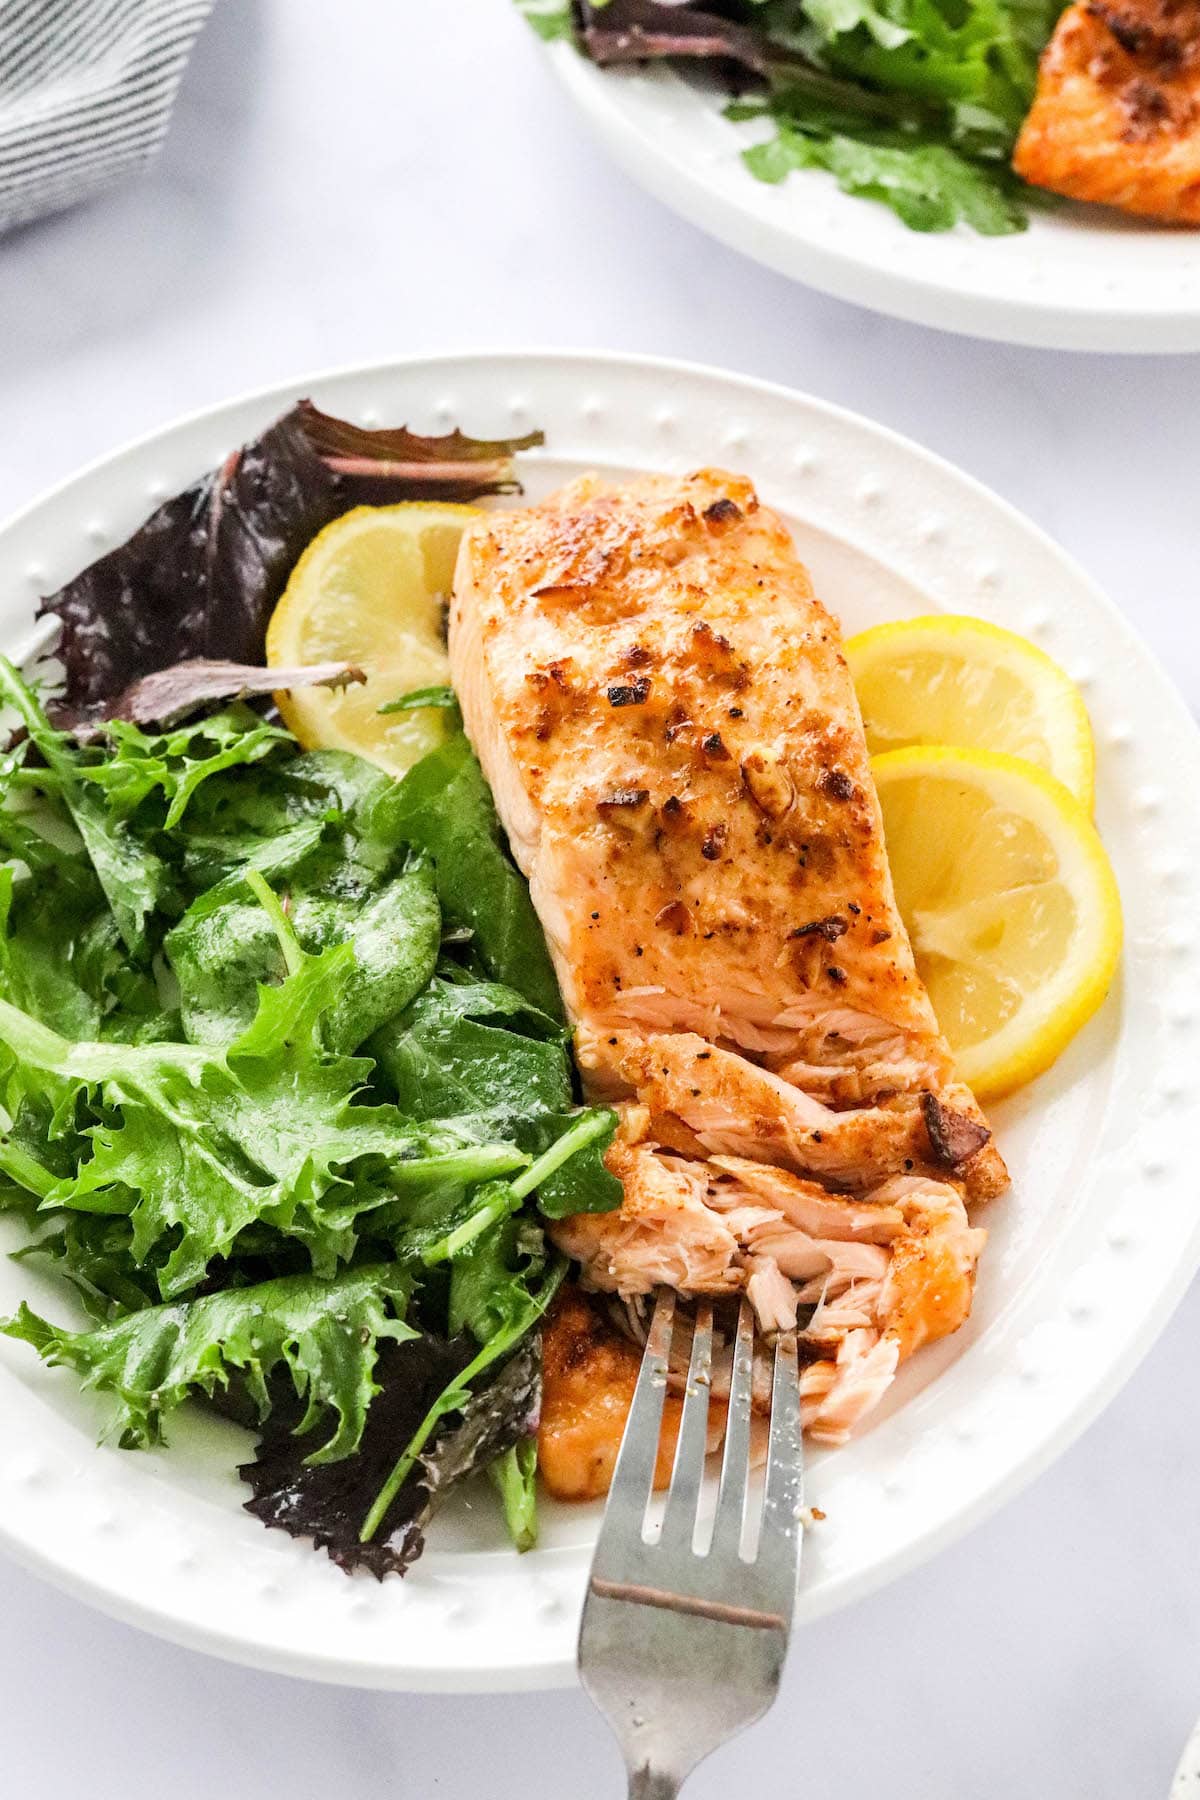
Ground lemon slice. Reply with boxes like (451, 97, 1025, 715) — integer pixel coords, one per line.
(871, 745, 1122, 1099)
(266, 502, 479, 777)
(847, 616, 1095, 810)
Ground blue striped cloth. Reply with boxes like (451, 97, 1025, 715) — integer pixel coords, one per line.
(0, 0, 214, 233)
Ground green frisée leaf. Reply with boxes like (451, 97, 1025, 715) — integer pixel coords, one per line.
(750, 0, 1061, 148)
(1, 1263, 415, 1457)
(0, 933, 444, 1296)
(12, 1214, 156, 1322)
(80, 706, 291, 829)
(490, 1436, 539, 1552)
(0, 657, 171, 955)
(738, 108, 1030, 232)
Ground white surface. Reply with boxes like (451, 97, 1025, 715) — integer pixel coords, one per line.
(548, 49, 1200, 354)
(6, 350, 1199, 1695)
(0, 0, 1197, 1791)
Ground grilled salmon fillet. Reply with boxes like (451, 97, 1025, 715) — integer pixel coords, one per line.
(449, 469, 1006, 1484)
(1013, 0, 1200, 221)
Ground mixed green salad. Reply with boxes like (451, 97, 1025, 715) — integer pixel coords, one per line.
(0, 403, 613, 1575)
(520, 0, 1064, 234)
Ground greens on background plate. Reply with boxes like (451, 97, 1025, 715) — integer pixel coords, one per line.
(519, 0, 1063, 234)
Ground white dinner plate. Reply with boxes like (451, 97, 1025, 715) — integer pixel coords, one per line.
(545, 44, 1200, 353)
(1173, 1717, 1200, 1795)
(1, 351, 1198, 1692)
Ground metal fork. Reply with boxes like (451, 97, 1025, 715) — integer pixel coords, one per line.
(578, 1289, 804, 1799)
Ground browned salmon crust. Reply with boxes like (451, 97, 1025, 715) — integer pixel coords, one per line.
(449, 470, 1006, 1471)
(1014, 0, 1200, 220)
(540, 1285, 723, 1500)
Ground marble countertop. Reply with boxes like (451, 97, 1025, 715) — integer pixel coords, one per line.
(1, 3, 1198, 1795)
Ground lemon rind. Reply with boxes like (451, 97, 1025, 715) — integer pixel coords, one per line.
(848, 614, 1096, 812)
(870, 744, 1122, 1101)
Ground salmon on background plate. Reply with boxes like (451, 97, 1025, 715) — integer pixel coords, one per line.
(449, 469, 1006, 1500)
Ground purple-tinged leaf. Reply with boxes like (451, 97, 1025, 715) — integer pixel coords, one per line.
(39, 400, 542, 726)
(72, 658, 365, 736)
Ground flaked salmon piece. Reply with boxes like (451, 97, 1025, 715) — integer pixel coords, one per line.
(1013, 0, 1200, 221)
(708, 1155, 906, 1241)
(550, 1114, 985, 1436)
(451, 470, 1005, 1473)
(575, 1027, 1004, 1195)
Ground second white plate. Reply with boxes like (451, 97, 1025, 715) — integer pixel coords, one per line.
(547, 47, 1200, 352)
(0, 351, 1198, 1690)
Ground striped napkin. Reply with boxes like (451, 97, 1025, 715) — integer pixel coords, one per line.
(0, 0, 214, 234)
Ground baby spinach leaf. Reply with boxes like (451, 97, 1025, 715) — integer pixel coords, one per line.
(167, 858, 441, 1051)
(526, 1109, 624, 1218)
(370, 973, 571, 1126)
(380, 733, 563, 1021)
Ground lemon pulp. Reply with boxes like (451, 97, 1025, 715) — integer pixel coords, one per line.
(266, 502, 479, 778)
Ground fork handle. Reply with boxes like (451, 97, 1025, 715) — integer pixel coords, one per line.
(628, 1767, 681, 1800)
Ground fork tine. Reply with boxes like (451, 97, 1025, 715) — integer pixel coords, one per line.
(579, 1292, 801, 1795)
(590, 1288, 676, 1568)
(759, 1331, 804, 1557)
(658, 1301, 714, 1549)
(709, 1295, 756, 1555)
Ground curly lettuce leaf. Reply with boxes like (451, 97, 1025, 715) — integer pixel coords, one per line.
(0, 932, 475, 1295)
(0, 658, 171, 954)
(12, 1214, 157, 1322)
(2, 1263, 415, 1457)
(740, 0, 1060, 148)
(740, 108, 1030, 230)
(80, 706, 292, 829)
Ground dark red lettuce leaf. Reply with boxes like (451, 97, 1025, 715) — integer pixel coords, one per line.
(239, 1332, 541, 1578)
(577, 0, 775, 75)
(40, 400, 542, 727)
